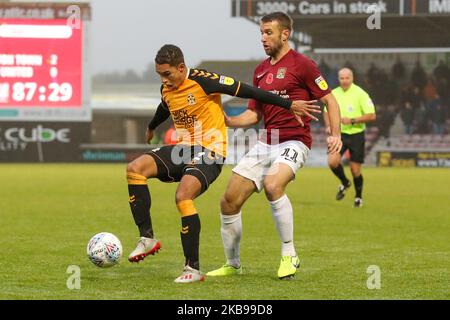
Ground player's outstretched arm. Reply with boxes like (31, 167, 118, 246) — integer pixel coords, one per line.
(191, 70, 321, 125)
(233, 82, 293, 109)
(235, 84, 322, 125)
(191, 71, 293, 110)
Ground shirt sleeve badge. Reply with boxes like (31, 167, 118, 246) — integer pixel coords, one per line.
(219, 76, 235, 86)
(315, 76, 329, 91)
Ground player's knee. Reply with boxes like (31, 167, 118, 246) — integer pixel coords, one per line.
(175, 189, 190, 204)
(126, 161, 141, 174)
(263, 180, 283, 200)
(351, 167, 361, 177)
(220, 193, 241, 214)
(126, 164, 148, 185)
(328, 157, 340, 169)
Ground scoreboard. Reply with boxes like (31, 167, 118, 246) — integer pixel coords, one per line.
(0, 19, 82, 107)
(0, 3, 91, 162)
(0, 4, 90, 122)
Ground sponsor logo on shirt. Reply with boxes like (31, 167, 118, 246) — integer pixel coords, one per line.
(172, 109, 198, 129)
(276, 67, 287, 79)
(315, 76, 329, 91)
(256, 71, 267, 79)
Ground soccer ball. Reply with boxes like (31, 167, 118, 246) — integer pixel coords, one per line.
(87, 232, 122, 268)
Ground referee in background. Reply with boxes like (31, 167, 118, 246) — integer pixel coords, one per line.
(324, 68, 376, 208)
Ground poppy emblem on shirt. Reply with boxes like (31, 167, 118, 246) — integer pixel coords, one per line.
(276, 67, 287, 79)
(266, 73, 274, 84)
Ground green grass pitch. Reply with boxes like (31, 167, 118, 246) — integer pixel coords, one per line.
(0, 164, 449, 299)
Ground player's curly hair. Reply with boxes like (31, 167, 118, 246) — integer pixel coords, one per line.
(261, 12, 293, 34)
(155, 44, 185, 67)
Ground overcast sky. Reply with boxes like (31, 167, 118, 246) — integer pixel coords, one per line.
(90, 0, 265, 74)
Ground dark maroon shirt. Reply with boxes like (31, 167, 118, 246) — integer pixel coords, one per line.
(248, 49, 331, 149)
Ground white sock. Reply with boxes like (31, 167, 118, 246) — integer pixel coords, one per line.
(269, 194, 296, 257)
(221, 211, 242, 268)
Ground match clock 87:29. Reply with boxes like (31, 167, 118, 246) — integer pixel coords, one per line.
(10, 81, 74, 104)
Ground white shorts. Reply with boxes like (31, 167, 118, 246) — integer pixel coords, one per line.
(232, 140, 310, 192)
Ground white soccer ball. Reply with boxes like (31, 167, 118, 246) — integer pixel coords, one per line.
(87, 232, 122, 268)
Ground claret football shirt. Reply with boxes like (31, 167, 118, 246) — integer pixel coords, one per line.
(248, 49, 331, 149)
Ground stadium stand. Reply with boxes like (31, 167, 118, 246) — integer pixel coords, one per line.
(387, 134, 450, 150)
(310, 125, 380, 153)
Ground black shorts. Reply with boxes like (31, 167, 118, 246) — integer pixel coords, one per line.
(340, 132, 365, 164)
(146, 144, 224, 194)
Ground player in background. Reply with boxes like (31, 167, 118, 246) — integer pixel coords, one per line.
(126, 44, 318, 283)
(207, 12, 342, 280)
(324, 68, 376, 207)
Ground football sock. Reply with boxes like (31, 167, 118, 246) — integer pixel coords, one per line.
(353, 175, 364, 198)
(127, 173, 153, 238)
(270, 194, 296, 257)
(177, 200, 201, 270)
(179, 214, 201, 271)
(220, 211, 242, 268)
(331, 164, 349, 185)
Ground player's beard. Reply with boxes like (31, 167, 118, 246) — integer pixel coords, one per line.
(266, 37, 284, 58)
